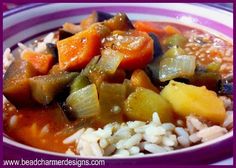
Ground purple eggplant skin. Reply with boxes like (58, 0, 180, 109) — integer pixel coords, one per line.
(3, 57, 40, 107)
(148, 32, 163, 58)
(220, 83, 233, 95)
(217, 75, 233, 95)
(119, 13, 135, 29)
(46, 43, 58, 62)
(59, 29, 74, 40)
(29, 72, 79, 105)
(104, 13, 135, 30)
(97, 12, 134, 29)
(144, 33, 163, 83)
(96, 11, 114, 22)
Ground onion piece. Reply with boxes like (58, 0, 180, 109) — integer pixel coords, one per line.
(96, 48, 124, 74)
(66, 84, 100, 118)
(159, 55, 196, 82)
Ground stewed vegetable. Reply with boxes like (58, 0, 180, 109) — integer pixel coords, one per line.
(3, 11, 233, 154)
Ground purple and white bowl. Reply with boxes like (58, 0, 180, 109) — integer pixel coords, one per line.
(3, 3, 233, 165)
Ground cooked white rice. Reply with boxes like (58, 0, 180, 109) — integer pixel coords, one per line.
(64, 111, 232, 157)
(3, 48, 14, 75)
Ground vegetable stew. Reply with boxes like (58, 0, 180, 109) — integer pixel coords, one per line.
(3, 11, 233, 155)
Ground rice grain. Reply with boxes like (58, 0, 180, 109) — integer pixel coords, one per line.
(144, 143, 167, 153)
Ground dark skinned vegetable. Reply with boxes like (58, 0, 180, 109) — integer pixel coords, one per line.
(104, 13, 134, 31)
(190, 71, 220, 91)
(188, 66, 221, 91)
(3, 57, 39, 107)
(46, 43, 58, 61)
(96, 11, 114, 22)
(80, 11, 113, 30)
(148, 32, 163, 58)
(218, 82, 233, 95)
(217, 75, 233, 95)
(145, 58, 160, 86)
(29, 72, 78, 105)
(59, 29, 74, 40)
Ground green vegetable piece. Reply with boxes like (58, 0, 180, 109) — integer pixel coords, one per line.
(165, 34, 187, 48)
(70, 75, 90, 94)
(81, 56, 100, 76)
(159, 55, 196, 82)
(29, 72, 78, 105)
(163, 46, 186, 58)
(96, 82, 126, 125)
(206, 62, 221, 72)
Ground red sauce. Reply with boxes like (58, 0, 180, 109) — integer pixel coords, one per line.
(4, 103, 74, 153)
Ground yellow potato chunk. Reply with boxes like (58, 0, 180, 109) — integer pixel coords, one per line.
(124, 87, 174, 123)
(160, 80, 226, 124)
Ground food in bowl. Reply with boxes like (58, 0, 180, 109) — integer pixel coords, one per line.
(3, 11, 233, 157)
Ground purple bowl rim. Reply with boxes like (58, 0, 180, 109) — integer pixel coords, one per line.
(3, 2, 233, 19)
(2, 2, 233, 163)
(3, 3, 46, 18)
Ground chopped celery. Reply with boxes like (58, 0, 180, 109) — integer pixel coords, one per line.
(70, 75, 90, 94)
(159, 55, 196, 82)
(66, 84, 100, 118)
(165, 34, 187, 48)
(163, 46, 186, 58)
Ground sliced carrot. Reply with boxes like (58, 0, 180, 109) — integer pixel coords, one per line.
(164, 25, 180, 35)
(21, 50, 54, 74)
(103, 30, 154, 70)
(134, 21, 165, 36)
(130, 69, 159, 93)
(57, 28, 101, 71)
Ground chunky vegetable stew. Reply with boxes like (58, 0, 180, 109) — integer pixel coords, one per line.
(3, 11, 233, 156)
